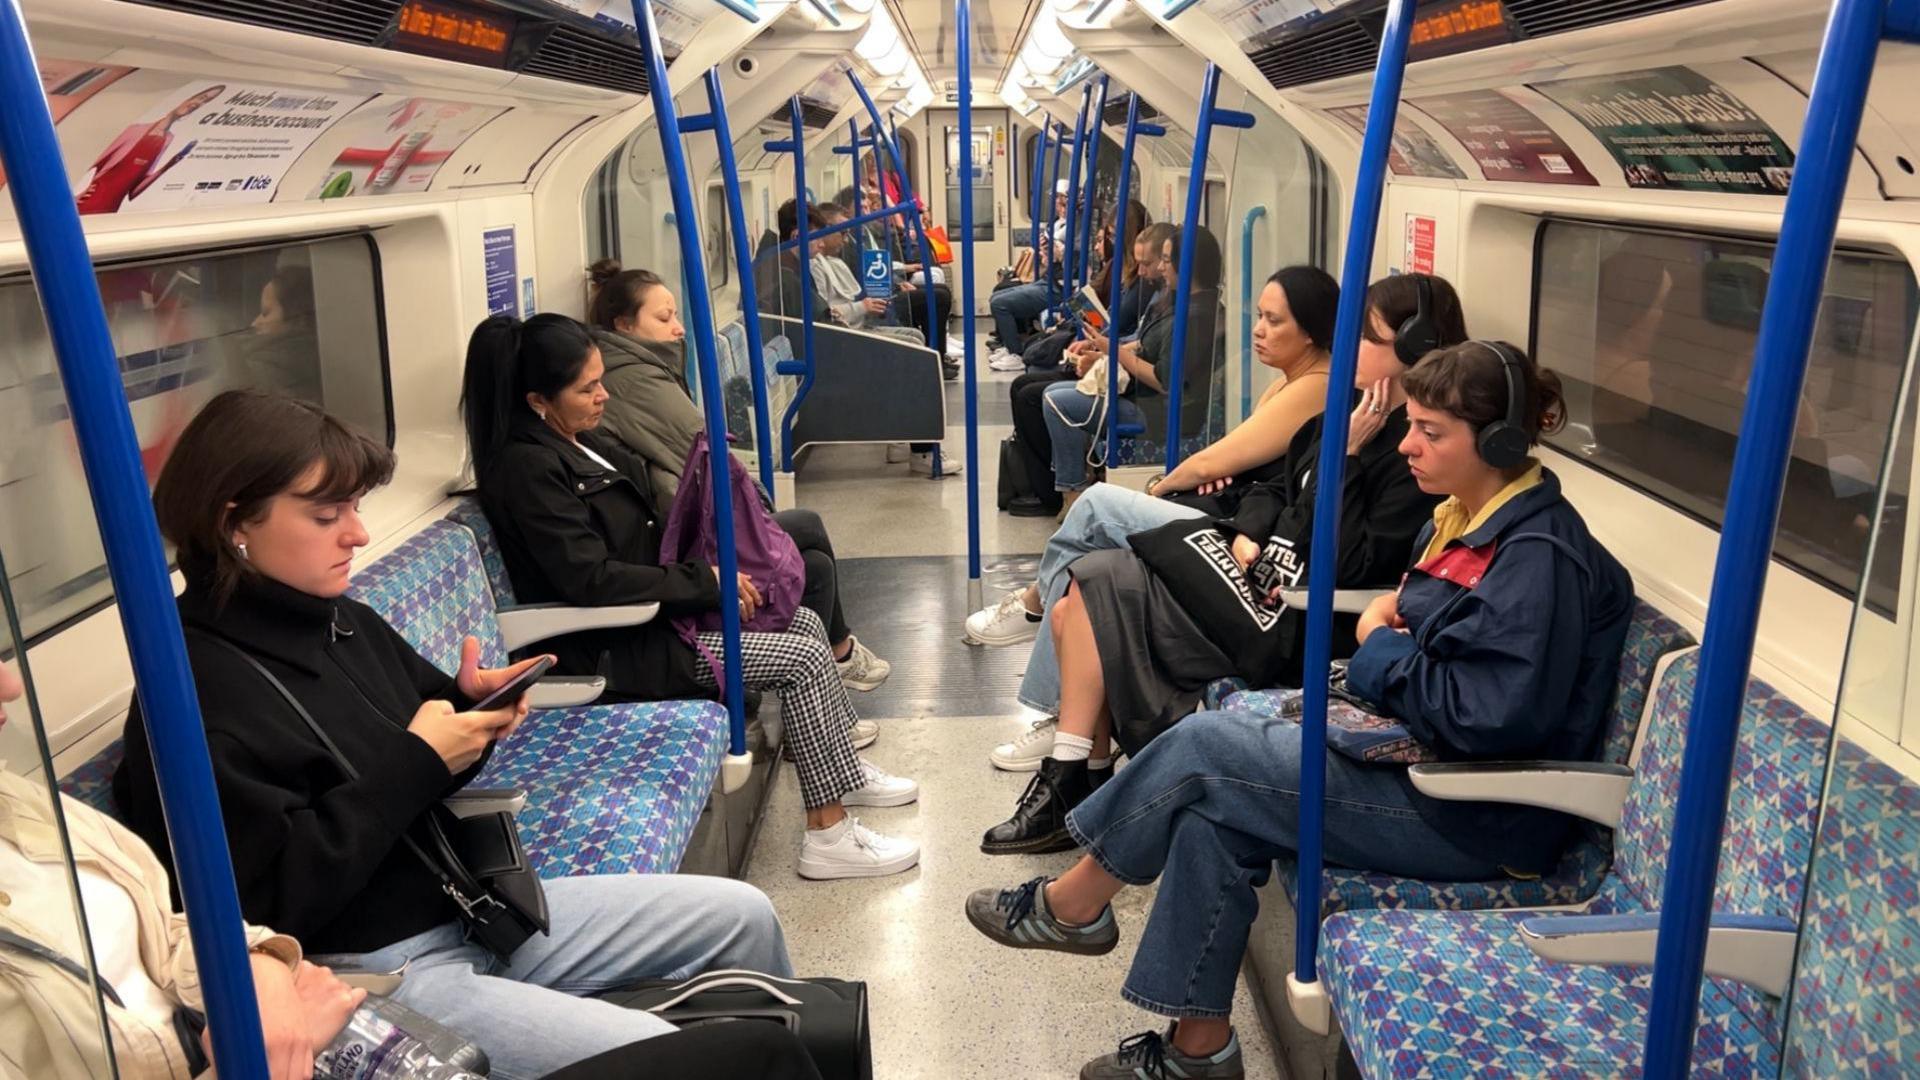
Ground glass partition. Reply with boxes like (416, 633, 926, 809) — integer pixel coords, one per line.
(0, 550, 118, 1077)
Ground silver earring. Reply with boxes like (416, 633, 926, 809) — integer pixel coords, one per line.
(534, 407, 547, 420)
(236, 542, 249, 561)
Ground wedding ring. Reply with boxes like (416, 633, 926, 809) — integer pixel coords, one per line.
(1370, 404, 1384, 414)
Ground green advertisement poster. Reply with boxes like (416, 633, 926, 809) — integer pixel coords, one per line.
(1533, 66, 1795, 194)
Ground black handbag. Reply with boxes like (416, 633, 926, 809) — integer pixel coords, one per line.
(997, 435, 1035, 510)
(196, 632, 550, 961)
(604, 970, 871, 1080)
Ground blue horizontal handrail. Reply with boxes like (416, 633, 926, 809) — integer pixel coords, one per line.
(775, 199, 924, 250)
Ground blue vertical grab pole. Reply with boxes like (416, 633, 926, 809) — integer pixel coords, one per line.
(633, 0, 748, 764)
(1104, 93, 1163, 466)
(844, 71, 940, 346)
(700, 67, 778, 502)
(957, 0, 983, 606)
(0, 8, 270, 1076)
(778, 96, 819, 473)
(1640, 0, 1892, 1074)
(1292, 0, 1416, 999)
(1029, 120, 1049, 272)
(1059, 83, 1092, 314)
(1077, 75, 1110, 294)
(1044, 120, 1067, 310)
(1240, 205, 1267, 422)
(1163, 64, 1254, 471)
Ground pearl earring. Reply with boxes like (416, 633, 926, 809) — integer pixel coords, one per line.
(237, 542, 249, 561)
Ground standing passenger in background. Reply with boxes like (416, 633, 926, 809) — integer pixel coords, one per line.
(584, 260, 891, 690)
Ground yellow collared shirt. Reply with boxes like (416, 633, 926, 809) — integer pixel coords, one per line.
(1418, 461, 1544, 565)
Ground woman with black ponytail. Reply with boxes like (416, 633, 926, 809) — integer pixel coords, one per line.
(462, 313, 923, 881)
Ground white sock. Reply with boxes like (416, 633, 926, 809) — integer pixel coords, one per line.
(1053, 732, 1093, 763)
(808, 817, 851, 841)
(1087, 755, 1112, 770)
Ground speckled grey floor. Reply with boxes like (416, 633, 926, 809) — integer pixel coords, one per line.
(744, 712, 1284, 1079)
(834, 555, 1039, 719)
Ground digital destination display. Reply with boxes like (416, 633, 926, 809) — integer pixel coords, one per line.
(1407, 0, 1513, 62)
(392, 0, 516, 67)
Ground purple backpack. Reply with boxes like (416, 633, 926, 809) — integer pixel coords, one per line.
(659, 434, 806, 678)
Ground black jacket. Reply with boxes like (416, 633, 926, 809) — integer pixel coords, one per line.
(478, 416, 720, 701)
(113, 568, 481, 954)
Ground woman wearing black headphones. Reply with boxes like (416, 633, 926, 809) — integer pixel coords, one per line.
(963, 338, 1636, 1080)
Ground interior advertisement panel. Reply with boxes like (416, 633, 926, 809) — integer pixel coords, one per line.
(1196, 0, 1340, 51)
(1531, 66, 1795, 194)
(305, 96, 509, 199)
(1410, 89, 1597, 185)
(0, 60, 135, 187)
(550, 0, 702, 51)
(1326, 105, 1465, 179)
(76, 82, 367, 214)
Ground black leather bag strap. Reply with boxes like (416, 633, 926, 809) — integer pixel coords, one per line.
(186, 631, 484, 906)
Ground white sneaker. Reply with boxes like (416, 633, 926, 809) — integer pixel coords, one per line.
(836, 636, 891, 691)
(885, 443, 910, 464)
(798, 817, 920, 879)
(988, 349, 1026, 373)
(964, 588, 1043, 647)
(850, 718, 879, 750)
(910, 449, 963, 477)
(990, 716, 1058, 772)
(946, 336, 968, 359)
(841, 758, 919, 807)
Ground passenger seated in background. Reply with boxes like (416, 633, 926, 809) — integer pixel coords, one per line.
(977, 275, 1467, 845)
(241, 263, 322, 404)
(756, 200, 837, 325)
(584, 260, 891, 689)
(966, 342, 1634, 1080)
(462, 315, 922, 881)
(1039, 227, 1228, 516)
(111, 389, 794, 1079)
(1, 660, 823, 1080)
(807, 205, 927, 345)
(986, 181, 1071, 364)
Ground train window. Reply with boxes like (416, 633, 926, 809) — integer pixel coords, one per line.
(705, 181, 731, 289)
(1534, 219, 1918, 607)
(0, 235, 388, 642)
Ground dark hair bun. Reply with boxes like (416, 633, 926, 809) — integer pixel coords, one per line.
(587, 258, 624, 290)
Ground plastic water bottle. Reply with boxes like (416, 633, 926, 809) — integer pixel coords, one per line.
(315, 1002, 483, 1080)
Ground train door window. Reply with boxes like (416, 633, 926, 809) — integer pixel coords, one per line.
(0, 235, 387, 642)
(0, 558, 117, 1077)
(1533, 219, 1918, 608)
(943, 125, 996, 241)
(705, 181, 731, 289)
(893, 127, 919, 195)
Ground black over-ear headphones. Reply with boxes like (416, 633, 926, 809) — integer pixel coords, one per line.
(1474, 340, 1532, 470)
(1394, 273, 1440, 366)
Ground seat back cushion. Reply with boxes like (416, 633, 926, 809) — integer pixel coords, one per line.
(349, 519, 510, 671)
(57, 738, 125, 817)
(1602, 600, 1696, 766)
(443, 500, 516, 608)
(1610, 649, 1831, 1035)
(1780, 740, 1920, 1077)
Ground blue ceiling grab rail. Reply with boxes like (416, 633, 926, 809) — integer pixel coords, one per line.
(1103, 92, 1164, 467)
(1288, 0, 1416, 1026)
(842, 69, 941, 343)
(692, 67, 778, 502)
(1163, 64, 1253, 472)
(1240, 205, 1267, 422)
(0, 8, 271, 1076)
(958, 0, 983, 607)
(1058, 82, 1092, 316)
(631, 0, 750, 770)
(1076, 75, 1110, 295)
(1640, 0, 1910, 1074)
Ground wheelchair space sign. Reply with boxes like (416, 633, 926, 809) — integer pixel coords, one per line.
(861, 248, 893, 299)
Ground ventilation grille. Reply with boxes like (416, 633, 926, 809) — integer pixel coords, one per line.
(1503, 0, 1712, 38)
(798, 99, 841, 130)
(520, 23, 649, 96)
(121, 0, 401, 46)
(1251, 19, 1378, 90)
(1102, 94, 1159, 127)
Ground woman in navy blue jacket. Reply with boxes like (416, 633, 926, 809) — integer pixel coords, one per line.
(963, 340, 1633, 1080)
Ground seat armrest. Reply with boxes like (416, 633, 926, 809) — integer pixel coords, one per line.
(495, 603, 660, 651)
(524, 675, 606, 710)
(1276, 587, 1392, 614)
(1408, 761, 1633, 828)
(443, 788, 527, 818)
(1518, 912, 1798, 996)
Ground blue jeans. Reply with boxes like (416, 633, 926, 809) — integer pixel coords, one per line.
(1018, 483, 1207, 712)
(991, 281, 1051, 353)
(1042, 382, 1144, 493)
(1064, 710, 1506, 1018)
(344, 875, 791, 1080)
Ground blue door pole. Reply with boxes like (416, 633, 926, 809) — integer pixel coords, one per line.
(957, 0, 983, 607)
(633, 0, 748, 759)
(776, 97, 818, 473)
(1103, 93, 1162, 466)
(1077, 75, 1110, 293)
(1240, 205, 1267, 422)
(699, 67, 778, 501)
(1162, 64, 1253, 472)
(1059, 83, 1091, 314)
(846, 72, 939, 338)
(0, 9, 270, 1074)
(1293, 0, 1416, 987)
(1640, 0, 1892, 1073)
(1029, 120, 1049, 273)
(1044, 121, 1067, 312)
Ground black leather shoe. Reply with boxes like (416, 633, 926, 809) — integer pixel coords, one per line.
(1007, 495, 1062, 518)
(982, 757, 1095, 855)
